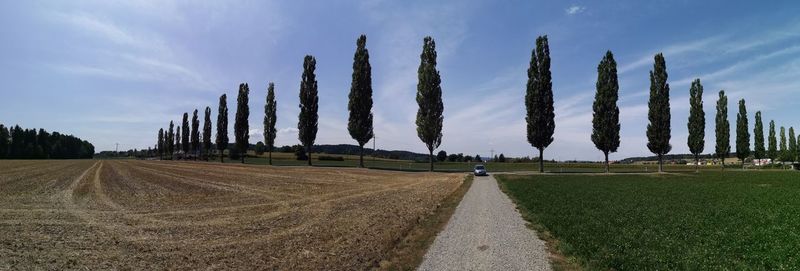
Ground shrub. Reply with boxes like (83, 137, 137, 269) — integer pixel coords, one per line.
(318, 155, 344, 161)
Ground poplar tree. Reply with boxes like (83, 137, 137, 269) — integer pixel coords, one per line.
(687, 79, 705, 172)
(234, 83, 250, 164)
(203, 106, 212, 161)
(753, 111, 765, 160)
(167, 121, 175, 158)
(788, 127, 797, 163)
(181, 113, 190, 154)
(264, 82, 277, 165)
(715, 91, 730, 170)
(176, 126, 182, 157)
(646, 53, 672, 172)
(591, 50, 620, 173)
(157, 128, 164, 159)
(779, 126, 787, 164)
(525, 35, 555, 173)
(348, 34, 375, 168)
(216, 94, 229, 163)
(191, 109, 200, 159)
(768, 120, 777, 161)
(735, 99, 750, 169)
(416, 37, 444, 172)
(298, 55, 319, 166)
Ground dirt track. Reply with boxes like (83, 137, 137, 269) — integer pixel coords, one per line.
(0, 160, 462, 270)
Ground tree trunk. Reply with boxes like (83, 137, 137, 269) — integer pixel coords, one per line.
(604, 152, 610, 173)
(241, 149, 245, 164)
(538, 148, 544, 173)
(268, 150, 272, 165)
(359, 145, 365, 168)
(695, 154, 699, 173)
(658, 154, 663, 173)
(220, 150, 224, 163)
(721, 158, 725, 171)
(429, 149, 434, 172)
(742, 159, 745, 170)
(307, 147, 312, 166)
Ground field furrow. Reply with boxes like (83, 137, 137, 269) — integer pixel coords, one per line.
(0, 159, 463, 270)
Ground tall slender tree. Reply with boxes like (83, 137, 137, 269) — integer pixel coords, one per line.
(157, 128, 164, 159)
(216, 94, 229, 163)
(167, 121, 175, 158)
(348, 34, 375, 168)
(788, 127, 797, 163)
(298, 55, 319, 166)
(181, 113, 190, 154)
(646, 53, 672, 173)
(175, 125, 182, 157)
(779, 126, 787, 165)
(715, 90, 730, 170)
(591, 50, 620, 173)
(736, 99, 750, 169)
(203, 106, 212, 161)
(191, 109, 200, 159)
(264, 82, 277, 165)
(525, 35, 555, 173)
(416, 37, 444, 172)
(687, 78, 705, 172)
(768, 120, 777, 161)
(753, 111, 765, 160)
(234, 83, 250, 164)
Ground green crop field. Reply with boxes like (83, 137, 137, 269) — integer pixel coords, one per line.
(498, 171, 800, 270)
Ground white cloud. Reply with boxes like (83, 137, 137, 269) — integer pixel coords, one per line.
(565, 5, 586, 15)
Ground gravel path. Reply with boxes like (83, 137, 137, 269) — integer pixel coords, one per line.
(418, 175, 552, 271)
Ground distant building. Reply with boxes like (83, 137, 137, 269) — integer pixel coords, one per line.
(753, 158, 772, 166)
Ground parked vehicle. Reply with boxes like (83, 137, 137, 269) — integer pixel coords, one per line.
(474, 164, 488, 176)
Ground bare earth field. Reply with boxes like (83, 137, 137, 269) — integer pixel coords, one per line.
(0, 160, 463, 270)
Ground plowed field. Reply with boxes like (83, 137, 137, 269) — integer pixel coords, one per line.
(0, 160, 463, 270)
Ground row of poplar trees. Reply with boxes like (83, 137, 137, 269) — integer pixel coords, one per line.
(152, 34, 796, 172)
(154, 35, 390, 168)
(579, 43, 797, 173)
(529, 35, 798, 173)
(152, 34, 445, 171)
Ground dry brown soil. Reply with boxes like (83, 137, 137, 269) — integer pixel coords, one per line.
(0, 160, 462, 270)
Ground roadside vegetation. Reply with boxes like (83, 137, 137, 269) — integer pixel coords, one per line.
(498, 172, 800, 270)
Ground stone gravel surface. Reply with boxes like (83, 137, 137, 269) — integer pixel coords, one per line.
(418, 175, 552, 271)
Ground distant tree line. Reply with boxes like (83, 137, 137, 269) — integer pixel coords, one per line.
(0, 124, 94, 159)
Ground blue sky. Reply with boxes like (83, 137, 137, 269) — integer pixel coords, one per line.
(1, 1, 799, 160)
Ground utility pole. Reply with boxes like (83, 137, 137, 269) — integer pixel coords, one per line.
(115, 143, 119, 158)
(490, 149, 495, 162)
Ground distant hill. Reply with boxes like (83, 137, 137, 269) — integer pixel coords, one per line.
(619, 153, 728, 164)
(309, 144, 430, 161)
(253, 143, 429, 161)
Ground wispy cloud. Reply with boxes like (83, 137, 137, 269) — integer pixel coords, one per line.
(565, 5, 586, 15)
(46, 11, 216, 91)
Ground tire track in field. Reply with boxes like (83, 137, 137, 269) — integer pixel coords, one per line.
(127, 162, 289, 199)
(122, 172, 438, 249)
(130, 168, 430, 221)
(61, 160, 458, 253)
(91, 162, 123, 210)
(60, 161, 100, 217)
(134, 161, 312, 198)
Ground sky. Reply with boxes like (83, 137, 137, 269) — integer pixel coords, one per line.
(1, 0, 799, 161)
